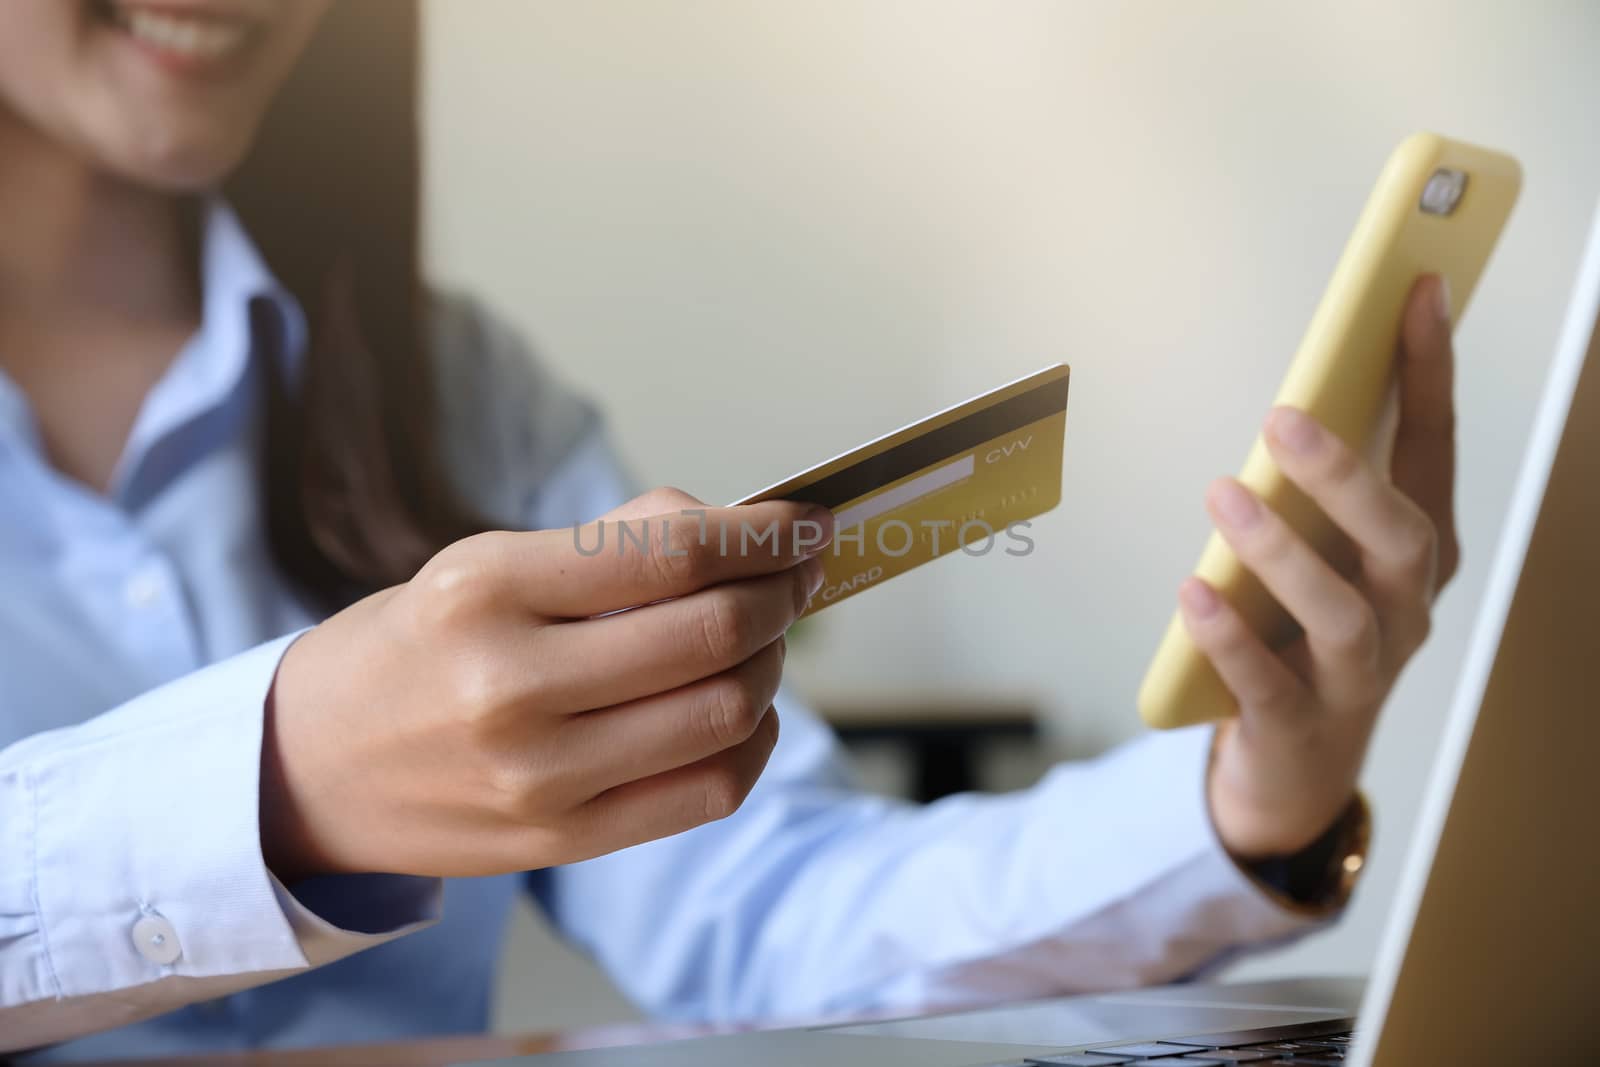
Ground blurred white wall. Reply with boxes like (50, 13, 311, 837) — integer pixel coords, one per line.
(421, 0, 1600, 1033)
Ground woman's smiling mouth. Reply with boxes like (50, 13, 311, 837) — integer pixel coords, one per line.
(93, 1, 262, 72)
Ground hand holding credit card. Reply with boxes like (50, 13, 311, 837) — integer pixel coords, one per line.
(736, 364, 1070, 615)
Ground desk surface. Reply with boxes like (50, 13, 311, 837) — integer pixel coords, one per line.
(83, 1023, 731, 1067)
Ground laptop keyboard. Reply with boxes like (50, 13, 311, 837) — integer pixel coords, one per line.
(983, 1016, 1358, 1067)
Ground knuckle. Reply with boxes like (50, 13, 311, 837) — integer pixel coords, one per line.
(699, 765, 751, 823)
(702, 674, 764, 748)
(1315, 435, 1364, 487)
(446, 653, 515, 724)
(491, 748, 576, 823)
(483, 753, 537, 815)
(1397, 511, 1440, 572)
(631, 530, 675, 585)
(1245, 518, 1295, 568)
(411, 538, 501, 631)
(693, 590, 751, 665)
(643, 485, 702, 512)
(757, 705, 781, 751)
(662, 520, 715, 580)
(1324, 600, 1380, 658)
(638, 523, 712, 590)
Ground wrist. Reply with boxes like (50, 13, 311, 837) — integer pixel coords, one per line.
(260, 680, 309, 883)
(1238, 792, 1371, 912)
(259, 639, 335, 885)
(1204, 724, 1372, 912)
(1206, 720, 1360, 859)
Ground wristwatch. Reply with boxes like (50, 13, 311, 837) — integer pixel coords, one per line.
(1240, 792, 1373, 915)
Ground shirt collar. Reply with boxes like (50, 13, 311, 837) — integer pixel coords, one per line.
(0, 370, 29, 451)
(198, 197, 308, 381)
(108, 197, 307, 499)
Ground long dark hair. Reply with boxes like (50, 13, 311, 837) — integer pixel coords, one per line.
(228, 0, 484, 608)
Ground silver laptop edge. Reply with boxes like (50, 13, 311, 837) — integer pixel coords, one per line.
(1352, 195, 1600, 1065)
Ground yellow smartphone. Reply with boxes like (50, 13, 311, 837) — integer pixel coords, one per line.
(1138, 132, 1521, 730)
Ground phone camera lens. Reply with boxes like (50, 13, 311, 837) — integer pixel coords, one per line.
(1420, 168, 1467, 216)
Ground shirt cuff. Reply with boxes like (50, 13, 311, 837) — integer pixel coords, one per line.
(271, 872, 442, 966)
(0, 633, 439, 1006)
(1091, 725, 1346, 975)
(931, 724, 1343, 997)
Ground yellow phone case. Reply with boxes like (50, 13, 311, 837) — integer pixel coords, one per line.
(1139, 132, 1521, 730)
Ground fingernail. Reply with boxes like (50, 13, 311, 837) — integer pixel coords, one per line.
(801, 505, 835, 555)
(1434, 274, 1452, 325)
(1212, 479, 1260, 528)
(1179, 577, 1221, 619)
(802, 556, 826, 597)
(1268, 407, 1322, 455)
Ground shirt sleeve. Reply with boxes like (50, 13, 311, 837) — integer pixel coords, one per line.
(522, 426, 1338, 1024)
(0, 635, 441, 1053)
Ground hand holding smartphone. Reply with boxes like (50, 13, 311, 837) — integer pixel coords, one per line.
(1139, 132, 1521, 729)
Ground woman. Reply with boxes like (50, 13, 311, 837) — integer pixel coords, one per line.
(0, 1, 1460, 1060)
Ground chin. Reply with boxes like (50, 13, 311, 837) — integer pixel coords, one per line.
(109, 124, 255, 192)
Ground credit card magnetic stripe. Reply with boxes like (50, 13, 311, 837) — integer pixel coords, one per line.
(754, 373, 1070, 508)
(832, 453, 976, 532)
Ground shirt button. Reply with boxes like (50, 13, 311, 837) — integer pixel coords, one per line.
(131, 913, 183, 965)
(124, 570, 165, 609)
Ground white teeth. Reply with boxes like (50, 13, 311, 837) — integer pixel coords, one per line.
(118, 7, 249, 61)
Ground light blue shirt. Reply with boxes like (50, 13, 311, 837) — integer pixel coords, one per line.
(0, 203, 1321, 1061)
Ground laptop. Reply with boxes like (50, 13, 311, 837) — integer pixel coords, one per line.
(479, 202, 1600, 1067)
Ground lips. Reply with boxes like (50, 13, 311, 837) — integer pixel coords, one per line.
(94, 1, 261, 68)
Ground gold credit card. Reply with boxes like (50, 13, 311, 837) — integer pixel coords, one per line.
(736, 364, 1070, 616)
